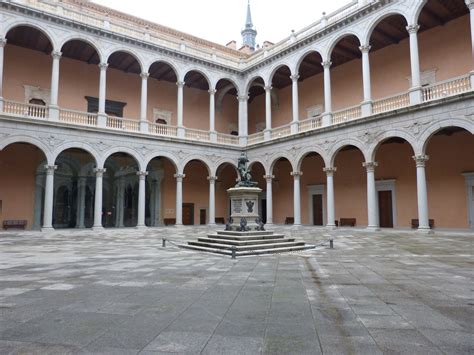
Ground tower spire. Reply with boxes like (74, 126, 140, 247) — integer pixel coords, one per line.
(241, 0, 257, 50)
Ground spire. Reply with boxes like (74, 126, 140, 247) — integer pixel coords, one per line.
(241, 0, 257, 50)
(245, 0, 253, 28)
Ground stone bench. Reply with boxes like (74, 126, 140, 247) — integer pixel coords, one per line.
(339, 218, 356, 227)
(3, 220, 27, 230)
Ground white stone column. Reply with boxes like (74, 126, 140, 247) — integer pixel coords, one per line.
(264, 175, 274, 225)
(42, 165, 57, 232)
(324, 167, 337, 228)
(136, 171, 148, 228)
(174, 173, 185, 226)
(290, 74, 300, 134)
(363, 162, 379, 230)
(322, 60, 333, 126)
(176, 81, 185, 138)
(150, 173, 163, 226)
(49, 51, 62, 120)
(466, 0, 474, 88)
(33, 174, 44, 230)
(140, 72, 149, 132)
(264, 85, 272, 140)
(92, 168, 106, 230)
(208, 176, 217, 226)
(407, 25, 422, 104)
(238, 94, 249, 146)
(0, 38, 6, 112)
(98, 63, 108, 127)
(76, 176, 87, 229)
(413, 155, 431, 232)
(360, 45, 373, 116)
(291, 171, 303, 226)
(209, 89, 217, 142)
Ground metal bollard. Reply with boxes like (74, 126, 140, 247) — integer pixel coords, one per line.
(231, 246, 236, 259)
(329, 239, 334, 249)
(162, 238, 166, 247)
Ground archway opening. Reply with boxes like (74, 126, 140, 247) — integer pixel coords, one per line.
(271, 157, 293, 224)
(183, 71, 210, 131)
(247, 161, 266, 222)
(148, 62, 178, 126)
(103, 153, 139, 228)
(247, 76, 266, 134)
(215, 79, 239, 135)
(53, 148, 96, 229)
(297, 51, 324, 123)
(215, 163, 239, 223)
(0, 142, 46, 230)
(270, 65, 292, 128)
(182, 160, 210, 225)
(299, 152, 326, 226)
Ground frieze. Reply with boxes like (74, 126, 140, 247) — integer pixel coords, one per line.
(45, 135, 65, 148)
(404, 120, 430, 136)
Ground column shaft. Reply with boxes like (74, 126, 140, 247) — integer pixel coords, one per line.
(0, 38, 6, 111)
(364, 162, 378, 229)
(291, 172, 302, 226)
(50, 51, 61, 107)
(42, 165, 57, 231)
(76, 177, 86, 228)
(208, 176, 217, 225)
(265, 175, 274, 224)
(324, 167, 337, 227)
(414, 155, 430, 231)
(238, 95, 249, 145)
(360, 45, 372, 102)
(291, 75, 300, 125)
(98, 63, 108, 115)
(140, 73, 149, 121)
(209, 90, 216, 132)
(407, 25, 422, 104)
(175, 174, 185, 226)
(467, 1, 474, 62)
(177, 81, 184, 127)
(322, 61, 332, 113)
(137, 171, 148, 228)
(265, 86, 272, 131)
(93, 168, 105, 230)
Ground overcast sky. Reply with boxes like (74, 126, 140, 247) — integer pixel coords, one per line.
(91, 0, 351, 46)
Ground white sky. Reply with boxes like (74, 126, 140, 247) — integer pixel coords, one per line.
(91, 0, 351, 46)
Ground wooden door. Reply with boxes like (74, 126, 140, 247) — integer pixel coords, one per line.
(200, 209, 206, 225)
(378, 191, 393, 228)
(312, 194, 323, 226)
(182, 203, 194, 225)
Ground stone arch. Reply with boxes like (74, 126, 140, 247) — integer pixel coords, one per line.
(328, 138, 368, 166)
(295, 48, 324, 75)
(213, 159, 239, 178)
(146, 59, 180, 80)
(180, 157, 212, 176)
(368, 130, 417, 162)
(182, 67, 212, 89)
(214, 76, 241, 95)
(363, 10, 411, 46)
(419, 118, 474, 155)
(58, 35, 104, 63)
(248, 158, 269, 176)
(105, 47, 145, 72)
(246, 75, 267, 93)
(0, 136, 53, 164)
(100, 147, 143, 171)
(143, 152, 179, 174)
(326, 32, 363, 61)
(4, 21, 57, 49)
(52, 142, 100, 167)
(269, 154, 296, 175)
(411, 0, 430, 25)
(296, 149, 329, 171)
(268, 63, 293, 85)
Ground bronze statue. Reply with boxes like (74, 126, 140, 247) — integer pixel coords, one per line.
(236, 152, 258, 187)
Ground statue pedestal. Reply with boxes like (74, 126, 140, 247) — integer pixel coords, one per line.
(227, 187, 262, 231)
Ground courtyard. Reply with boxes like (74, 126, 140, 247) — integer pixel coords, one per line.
(0, 226, 472, 354)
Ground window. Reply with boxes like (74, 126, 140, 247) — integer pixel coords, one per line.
(28, 98, 47, 118)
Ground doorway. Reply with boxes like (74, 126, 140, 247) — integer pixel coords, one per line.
(312, 194, 323, 226)
(183, 203, 194, 225)
(378, 190, 393, 228)
(200, 209, 206, 225)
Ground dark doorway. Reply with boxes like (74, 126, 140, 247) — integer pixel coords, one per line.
(261, 199, 267, 224)
(312, 194, 323, 226)
(183, 203, 194, 225)
(200, 209, 206, 225)
(378, 190, 393, 228)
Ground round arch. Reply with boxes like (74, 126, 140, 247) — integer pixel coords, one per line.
(326, 32, 363, 61)
(268, 64, 293, 85)
(105, 48, 145, 72)
(59, 36, 103, 63)
(420, 119, 474, 154)
(214, 159, 239, 178)
(182, 68, 212, 89)
(367, 130, 417, 162)
(296, 149, 329, 171)
(245, 75, 267, 93)
(0, 136, 53, 164)
(52, 142, 100, 167)
(4, 22, 56, 49)
(181, 157, 212, 176)
(144, 153, 179, 174)
(328, 139, 368, 166)
(100, 147, 143, 170)
(269, 154, 296, 175)
(295, 48, 324, 75)
(248, 158, 269, 176)
(147, 59, 180, 80)
(215, 77, 241, 96)
(363, 11, 410, 46)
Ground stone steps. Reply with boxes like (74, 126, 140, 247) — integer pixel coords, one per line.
(180, 230, 315, 257)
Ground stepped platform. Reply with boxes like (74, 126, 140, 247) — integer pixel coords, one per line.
(179, 230, 315, 257)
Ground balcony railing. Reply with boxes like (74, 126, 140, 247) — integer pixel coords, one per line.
(422, 75, 471, 102)
(1, 74, 472, 148)
(59, 108, 97, 126)
(3, 100, 48, 119)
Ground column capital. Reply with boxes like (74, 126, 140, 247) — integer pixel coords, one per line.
(237, 94, 249, 102)
(413, 155, 429, 167)
(406, 24, 420, 34)
(466, 0, 474, 10)
(264, 174, 275, 183)
(362, 161, 378, 172)
(176, 81, 185, 88)
(44, 165, 58, 175)
(99, 62, 109, 70)
(51, 51, 62, 60)
(359, 44, 371, 53)
(140, 72, 149, 80)
(93, 168, 107, 177)
(264, 85, 273, 92)
(323, 167, 337, 176)
(321, 60, 332, 69)
(290, 171, 303, 177)
(137, 171, 149, 179)
(0, 38, 7, 48)
(208, 89, 217, 95)
(290, 74, 300, 82)
(207, 176, 218, 183)
(174, 173, 186, 182)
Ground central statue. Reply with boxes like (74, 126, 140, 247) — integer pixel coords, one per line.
(236, 152, 258, 187)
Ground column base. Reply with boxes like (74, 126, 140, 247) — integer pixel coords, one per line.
(409, 86, 423, 105)
(263, 129, 271, 141)
(292, 224, 302, 229)
(470, 71, 474, 90)
(290, 122, 299, 134)
(136, 224, 147, 230)
(417, 227, 434, 234)
(239, 136, 248, 146)
(48, 105, 59, 121)
(177, 127, 185, 138)
(0, 97, 4, 112)
(325, 224, 337, 230)
(322, 112, 333, 127)
(75, 225, 86, 229)
(41, 227, 55, 232)
(97, 113, 107, 128)
(210, 131, 217, 143)
(361, 101, 373, 117)
(207, 223, 217, 228)
(139, 121, 149, 133)
(366, 225, 380, 231)
(92, 225, 104, 231)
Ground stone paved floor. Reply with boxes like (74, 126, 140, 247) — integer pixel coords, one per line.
(0, 226, 472, 354)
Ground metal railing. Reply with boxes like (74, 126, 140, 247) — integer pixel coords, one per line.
(59, 108, 97, 126)
(3, 100, 48, 119)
